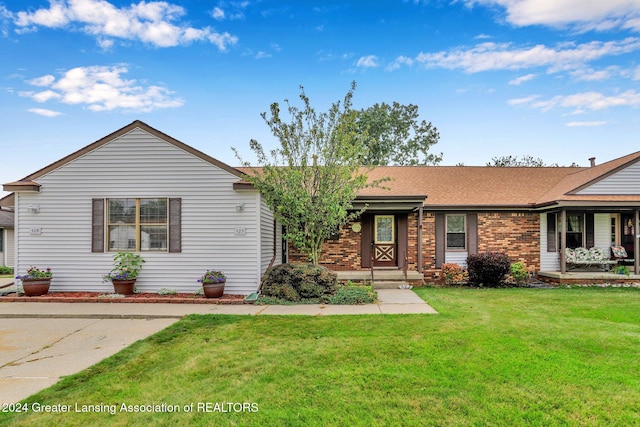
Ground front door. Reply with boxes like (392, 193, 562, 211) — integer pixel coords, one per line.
(373, 215, 397, 266)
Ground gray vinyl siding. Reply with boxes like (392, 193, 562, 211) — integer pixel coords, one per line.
(540, 213, 560, 271)
(259, 197, 276, 276)
(5, 228, 14, 267)
(594, 214, 612, 256)
(444, 251, 468, 267)
(577, 161, 640, 194)
(14, 128, 261, 295)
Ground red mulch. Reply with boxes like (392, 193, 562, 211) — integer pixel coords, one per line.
(0, 291, 246, 304)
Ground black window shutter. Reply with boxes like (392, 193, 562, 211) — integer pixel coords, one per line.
(169, 198, 182, 253)
(546, 213, 557, 252)
(91, 199, 105, 253)
(361, 215, 372, 268)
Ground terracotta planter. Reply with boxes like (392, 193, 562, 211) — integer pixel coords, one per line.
(112, 279, 136, 295)
(202, 280, 225, 298)
(22, 278, 51, 296)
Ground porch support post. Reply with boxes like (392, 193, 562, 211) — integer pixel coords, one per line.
(560, 209, 567, 274)
(417, 207, 423, 274)
(633, 209, 640, 274)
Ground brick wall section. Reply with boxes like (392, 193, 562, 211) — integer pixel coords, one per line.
(477, 212, 540, 270)
(288, 221, 362, 270)
(289, 211, 541, 275)
(422, 212, 437, 278)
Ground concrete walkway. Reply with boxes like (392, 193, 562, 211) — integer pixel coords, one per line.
(0, 289, 436, 403)
(0, 289, 437, 317)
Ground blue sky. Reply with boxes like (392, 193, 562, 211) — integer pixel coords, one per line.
(2, 0, 640, 197)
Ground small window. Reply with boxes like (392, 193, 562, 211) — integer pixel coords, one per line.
(108, 198, 168, 252)
(446, 214, 466, 250)
(566, 214, 583, 249)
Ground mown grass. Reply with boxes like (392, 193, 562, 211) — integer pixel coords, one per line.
(2, 287, 639, 426)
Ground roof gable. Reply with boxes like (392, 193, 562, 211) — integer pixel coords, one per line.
(9, 120, 244, 186)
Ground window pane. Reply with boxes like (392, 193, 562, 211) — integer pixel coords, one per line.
(109, 199, 136, 224)
(375, 216, 393, 243)
(140, 198, 167, 223)
(447, 233, 466, 249)
(141, 226, 167, 250)
(108, 225, 136, 251)
(567, 215, 582, 232)
(447, 215, 465, 233)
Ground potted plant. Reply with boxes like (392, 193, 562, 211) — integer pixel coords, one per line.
(16, 266, 52, 296)
(103, 252, 145, 295)
(198, 270, 226, 298)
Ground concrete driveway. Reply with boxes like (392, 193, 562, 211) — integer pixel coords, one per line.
(0, 317, 177, 403)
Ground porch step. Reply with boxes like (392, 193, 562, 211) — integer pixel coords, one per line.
(372, 281, 411, 289)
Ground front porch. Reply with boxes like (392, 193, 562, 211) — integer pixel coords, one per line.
(336, 269, 425, 288)
(538, 271, 640, 285)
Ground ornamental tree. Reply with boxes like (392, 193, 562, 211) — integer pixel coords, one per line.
(234, 82, 386, 265)
(355, 102, 442, 166)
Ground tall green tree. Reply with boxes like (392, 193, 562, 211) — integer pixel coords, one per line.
(356, 102, 442, 165)
(486, 155, 579, 167)
(234, 82, 386, 265)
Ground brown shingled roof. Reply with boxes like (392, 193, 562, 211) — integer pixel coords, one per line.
(359, 166, 580, 207)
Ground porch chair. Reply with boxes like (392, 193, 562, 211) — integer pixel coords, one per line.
(611, 245, 634, 265)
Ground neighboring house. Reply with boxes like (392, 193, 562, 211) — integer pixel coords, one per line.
(0, 207, 14, 267)
(2, 121, 280, 295)
(3, 120, 640, 294)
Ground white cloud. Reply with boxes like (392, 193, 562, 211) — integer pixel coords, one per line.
(356, 55, 379, 68)
(386, 55, 414, 71)
(212, 7, 225, 20)
(28, 108, 62, 117)
(11, 0, 238, 50)
(412, 38, 640, 73)
(566, 121, 607, 127)
(467, 0, 640, 32)
(512, 90, 640, 113)
(20, 65, 184, 112)
(508, 73, 536, 85)
(27, 75, 56, 86)
(507, 95, 539, 105)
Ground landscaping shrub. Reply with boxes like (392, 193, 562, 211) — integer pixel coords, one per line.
(0, 266, 13, 275)
(262, 263, 339, 302)
(441, 263, 469, 286)
(509, 262, 529, 285)
(325, 284, 376, 304)
(466, 252, 511, 287)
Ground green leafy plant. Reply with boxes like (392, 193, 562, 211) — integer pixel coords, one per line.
(466, 252, 511, 287)
(16, 266, 52, 280)
(103, 252, 145, 281)
(158, 288, 177, 295)
(325, 284, 376, 304)
(262, 263, 338, 302)
(0, 266, 14, 275)
(197, 270, 226, 284)
(441, 263, 468, 286)
(613, 265, 631, 276)
(510, 262, 529, 285)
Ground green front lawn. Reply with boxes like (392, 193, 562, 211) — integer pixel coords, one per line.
(2, 288, 639, 426)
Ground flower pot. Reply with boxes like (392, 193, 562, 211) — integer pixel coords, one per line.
(112, 279, 136, 295)
(202, 280, 225, 298)
(22, 278, 51, 296)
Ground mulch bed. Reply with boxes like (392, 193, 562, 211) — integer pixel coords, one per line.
(0, 292, 246, 304)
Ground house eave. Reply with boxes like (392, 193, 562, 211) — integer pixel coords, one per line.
(352, 195, 427, 211)
(3, 181, 41, 193)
